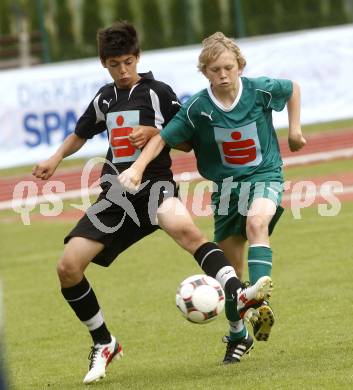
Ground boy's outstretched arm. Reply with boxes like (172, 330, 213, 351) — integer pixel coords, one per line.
(287, 81, 306, 152)
(32, 133, 86, 180)
(118, 133, 166, 191)
(129, 125, 192, 152)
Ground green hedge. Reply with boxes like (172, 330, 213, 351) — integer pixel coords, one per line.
(0, 0, 352, 63)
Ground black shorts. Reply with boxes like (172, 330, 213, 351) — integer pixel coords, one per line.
(64, 178, 178, 267)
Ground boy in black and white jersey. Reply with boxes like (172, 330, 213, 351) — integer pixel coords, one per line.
(33, 22, 271, 384)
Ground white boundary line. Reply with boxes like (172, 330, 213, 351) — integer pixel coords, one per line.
(1, 148, 352, 211)
(1, 182, 353, 212)
(282, 185, 353, 201)
(0, 187, 102, 211)
(283, 147, 353, 166)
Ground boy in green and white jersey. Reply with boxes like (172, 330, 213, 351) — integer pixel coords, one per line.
(163, 75, 292, 245)
(119, 32, 306, 363)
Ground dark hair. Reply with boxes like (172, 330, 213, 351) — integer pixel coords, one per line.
(97, 21, 140, 61)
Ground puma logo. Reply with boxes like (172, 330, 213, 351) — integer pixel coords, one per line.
(267, 187, 278, 199)
(103, 98, 113, 108)
(201, 110, 213, 121)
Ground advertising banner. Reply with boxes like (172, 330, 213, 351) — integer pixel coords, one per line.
(0, 25, 352, 168)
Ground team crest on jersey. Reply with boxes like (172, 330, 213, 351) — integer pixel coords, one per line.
(214, 122, 262, 167)
(106, 111, 140, 163)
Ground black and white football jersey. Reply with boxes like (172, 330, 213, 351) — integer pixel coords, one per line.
(75, 72, 180, 183)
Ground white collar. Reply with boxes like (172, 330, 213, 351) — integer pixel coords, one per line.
(207, 77, 243, 112)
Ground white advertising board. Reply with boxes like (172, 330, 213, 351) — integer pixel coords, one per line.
(0, 25, 352, 168)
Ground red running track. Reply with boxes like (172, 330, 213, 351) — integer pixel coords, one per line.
(1, 128, 352, 202)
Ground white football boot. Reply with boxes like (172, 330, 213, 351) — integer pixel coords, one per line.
(83, 336, 123, 384)
(236, 276, 273, 318)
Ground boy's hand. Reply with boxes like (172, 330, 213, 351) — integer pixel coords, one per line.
(32, 156, 61, 180)
(288, 131, 306, 152)
(129, 126, 157, 149)
(118, 166, 142, 192)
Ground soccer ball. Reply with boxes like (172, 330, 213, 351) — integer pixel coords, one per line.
(176, 274, 225, 324)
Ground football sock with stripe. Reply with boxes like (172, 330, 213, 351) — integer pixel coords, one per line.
(248, 245, 272, 285)
(61, 276, 112, 345)
(194, 242, 242, 323)
(228, 319, 247, 341)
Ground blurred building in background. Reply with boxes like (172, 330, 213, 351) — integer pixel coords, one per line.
(0, 0, 352, 68)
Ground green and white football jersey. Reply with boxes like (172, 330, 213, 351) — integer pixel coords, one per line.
(161, 76, 293, 183)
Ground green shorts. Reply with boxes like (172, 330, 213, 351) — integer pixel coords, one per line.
(212, 180, 284, 242)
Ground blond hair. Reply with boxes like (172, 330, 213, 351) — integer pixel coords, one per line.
(198, 32, 246, 73)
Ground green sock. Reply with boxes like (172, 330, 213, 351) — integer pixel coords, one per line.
(225, 296, 241, 322)
(248, 245, 272, 285)
(229, 324, 247, 342)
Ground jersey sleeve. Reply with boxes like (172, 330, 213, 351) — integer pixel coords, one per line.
(257, 77, 293, 112)
(75, 87, 107, 139)
(160, 102, 195, 147)
(150, 82, 181, 127)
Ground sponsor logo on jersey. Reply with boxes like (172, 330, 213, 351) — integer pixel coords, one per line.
(213, 122, 263, 167)
(106, 111, 140, 163)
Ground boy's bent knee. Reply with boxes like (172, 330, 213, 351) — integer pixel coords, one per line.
(246, 215, 270, 243)
(247, 216, 267, 234)
(57, 253, 84, 286)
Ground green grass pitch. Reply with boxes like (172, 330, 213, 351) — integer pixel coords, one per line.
(1, 201, 353, 389)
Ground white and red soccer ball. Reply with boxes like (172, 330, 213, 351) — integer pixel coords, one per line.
(176, 274, 225, 324)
